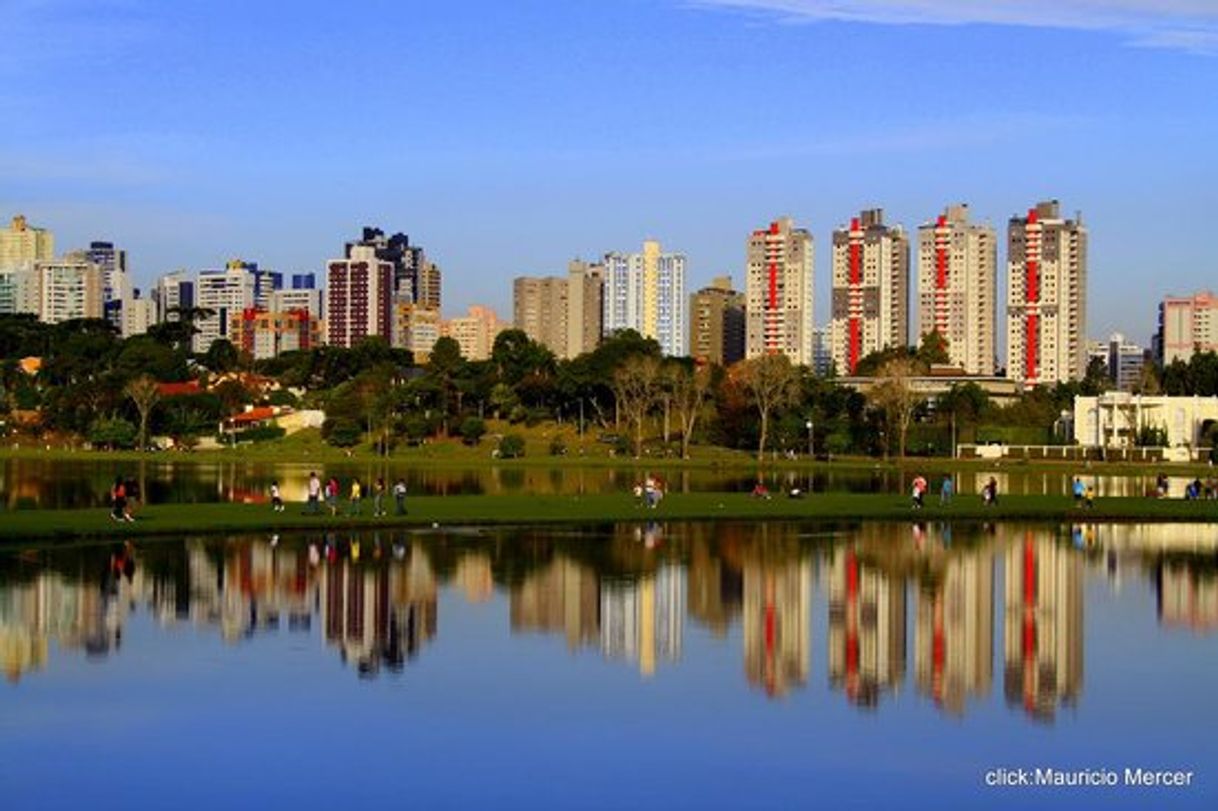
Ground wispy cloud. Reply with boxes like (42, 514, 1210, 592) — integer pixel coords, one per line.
(690, 1, 1218, 54)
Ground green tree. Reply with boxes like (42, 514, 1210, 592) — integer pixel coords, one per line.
(124, 375, 161, 451)
(735, 354, 801, 459)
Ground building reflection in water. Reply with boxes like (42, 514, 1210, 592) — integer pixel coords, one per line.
(511, 557, 600, 651)
(828, 547, 906, 708)
(1003, 531, 1084, 723)
(2, 522, 1214, 717)
(915, 547, 993, 716)
(743, 555, 811, 698)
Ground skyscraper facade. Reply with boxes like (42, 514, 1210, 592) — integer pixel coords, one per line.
(603, 240, 687, 357)
(689, 276, 745, 366)
(326, 245, 394, 348)
(830, 209, 909, 374)
(194, 262, 256, 351)
(37, 255, 103, 324)
(916, 204, 998, 375)
(513, 276, 569, 356)
(1006, 201, 1088, 386)
(0, 215, 53, 271)
(1158, 291, 1218, 365)
(745, 218, 814, 366)
(152, 270, 195, 323)
(565, 259, 604, 358)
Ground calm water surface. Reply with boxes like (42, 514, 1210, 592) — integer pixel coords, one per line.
(2, 520, 1216, 809)
(0, 457, 1203, 508)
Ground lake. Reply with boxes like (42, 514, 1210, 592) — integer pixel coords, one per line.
(2, 520, 1216, 809)
(0, 456, 1207, 509)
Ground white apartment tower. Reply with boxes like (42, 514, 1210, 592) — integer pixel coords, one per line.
(916, 204, 998, 375)
(745, 218, 815, 366)
(830, 209, 909, 374)
(1006, 201, 1088, 387)
(603, 240, 686, 356)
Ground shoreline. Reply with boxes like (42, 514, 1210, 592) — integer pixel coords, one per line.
(2, 493, 1217, 544)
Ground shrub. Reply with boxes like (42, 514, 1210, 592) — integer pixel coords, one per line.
(459, 416, 487, 446)
(548, 437, 567, 456)
(222, 425, 286, 445)
(89, 417, 137, 450)
(498, 434, 526, 459)
(322, 417, 362, 447)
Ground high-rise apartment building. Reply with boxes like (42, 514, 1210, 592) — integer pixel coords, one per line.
(566, 259, 604, 358)
(152, 271, 195, 323)
(0, 215, 53, 271)
(37, 255, 103, 324)
(604, 240, 687, 357)
(442, 305, 505, 361)
(85, 240, 127, 309)
(236, 307, 322, 360)
(326, 245, 394, 348)
(1006, 201, 1088, 386)
(271, 287, 322, 320)
(513, 276, 569, 356)
(346, 228, 423, 300)
(0, 269, 40, 315)
(830, 209, 909, 374)
(1158, 291, 1218, 365)
(745, 218, 814, 366)
(1106, 333, 1144, 392)
(392, 301, 441, 362)
(415, 260, 442, 310)
(689, 276, 745, 366)
(916, 204, 997, 375)
(191, 261, 279, 351)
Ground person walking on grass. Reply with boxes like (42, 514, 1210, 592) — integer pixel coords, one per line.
(939, 476, 954, 506)
(270, 480, 284, 513)
(373, 477, 386, 517)
(348, 478, 363, 516)
(326, 476, 340, 515)
(307, 471, 321, 515)
(1072, 477, 1085, 506)
(911, 475, 928, 509)
(393, 478, 408, 515)
(110, 476, 131, 522)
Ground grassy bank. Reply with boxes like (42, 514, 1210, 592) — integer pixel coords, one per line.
(2, 493, 1217, 543)
(2, 436, 1216, 478)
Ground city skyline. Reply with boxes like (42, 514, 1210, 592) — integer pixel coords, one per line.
(3, 1, 1215, 345)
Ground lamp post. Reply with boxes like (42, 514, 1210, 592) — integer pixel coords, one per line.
(805, 418, 814, 459)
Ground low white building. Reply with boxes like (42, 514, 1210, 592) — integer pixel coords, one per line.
(1073, 393, 1218, 449)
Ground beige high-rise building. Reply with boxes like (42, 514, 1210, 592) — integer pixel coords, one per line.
(1007, 200, 1088, 386)
(565, 259, 604, 358)
(1158, 291, 1218, 365)
(441, 305, 506, 361)
(414, 260, 442, 310)
(37, 254, 103, 324)
(1, 215, 54, 271)
(916, 204, 997, 375)
(745, 217, 815, 366)
(831, 209, 910, 374)
(513, 276, 569, 356)
(689, 276, 745, 366)
(392, 301, 442, 362)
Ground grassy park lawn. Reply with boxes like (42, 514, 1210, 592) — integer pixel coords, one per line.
(2, 492, 1216, 543)
(2, 426, 1217, 477)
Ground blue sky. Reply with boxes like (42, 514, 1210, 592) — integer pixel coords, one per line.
(3, 0, 1217, 346)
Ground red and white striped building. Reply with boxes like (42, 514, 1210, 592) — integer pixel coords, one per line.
(745, 217, 814, 366)
(916, 204, 998, 375)
(1006, 201, 1088, 387)
(830, 209, 910, 374)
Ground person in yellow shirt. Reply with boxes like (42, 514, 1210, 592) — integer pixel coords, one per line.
(348, 478, 363, 516)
